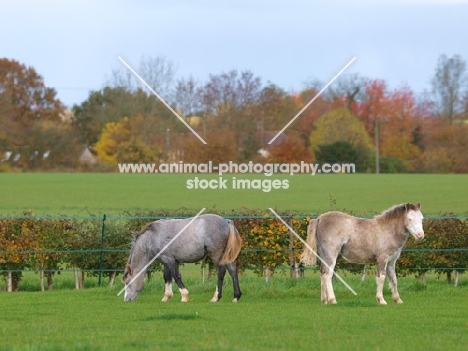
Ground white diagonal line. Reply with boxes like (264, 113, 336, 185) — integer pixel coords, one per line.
(268, 57, 356, 145)
(117, 56, 207, 145)
(117, 208, 206, 296)
(268, 208, 357, 296)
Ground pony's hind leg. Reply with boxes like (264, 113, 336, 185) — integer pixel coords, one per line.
(226, 262, 242, 302)
(211, 264, 226, 302)
(316, 230, 340, 304)
(161, 264, 173, 302)
(387, 260, 403, 304)
(320, 257, 337, 304)
(323, 269, 337, 304)
(320, 273, 328, 304)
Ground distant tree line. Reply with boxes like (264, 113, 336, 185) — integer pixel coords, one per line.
(1, 55, 468, 173)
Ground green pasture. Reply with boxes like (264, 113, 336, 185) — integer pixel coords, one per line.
(1, 173, 467, 215)
(1, 270, 468, 351)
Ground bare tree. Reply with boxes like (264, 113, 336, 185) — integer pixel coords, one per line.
(199, 70, 263, 158)
(174, 76, 202, 117)
(304, 73, 368, 107)
(108, 55, 177, 99)
(431, 54, 467, 124)
(201, 70, 262, 117)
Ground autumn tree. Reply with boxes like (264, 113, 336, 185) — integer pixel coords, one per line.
(309, 108, 373, 170)
(75, 56, 179, 151)
(94, 115, 161, 165)
(0, 58, 63, 128)
(180, 129, 237, 164)
(267, 134, 312, 164)
(257, 84, 300, 134)
(27, 120, 82, 170)
(417, 123, 468, 173)
(72, 87, 135, 146)
(73, 85, 181, 165)
(350, 80, 423, 172)
(199, 70, 263, 160)
(281, 87, 328, 148)
(0, 59, 83, 170)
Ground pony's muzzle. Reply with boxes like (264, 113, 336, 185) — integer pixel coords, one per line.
(124, 294, 137, 302)
(414, 231, 424, 240)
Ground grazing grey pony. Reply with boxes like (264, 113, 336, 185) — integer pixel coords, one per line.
(300, 203, 424, 305)
(122, 214, 242, 302)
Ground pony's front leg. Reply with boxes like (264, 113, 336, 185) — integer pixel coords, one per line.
(161, 264, 173, 302)
(376, 262, 388, 305)
(166, 260, 189, 302)
(387, 261, 403, 304)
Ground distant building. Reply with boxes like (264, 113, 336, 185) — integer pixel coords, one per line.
(59, 109, 74, 123)
(79, 146, 97, 164)
(257, 131, 287, 158)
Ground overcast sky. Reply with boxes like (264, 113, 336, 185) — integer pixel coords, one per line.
(2, 0, 468, 108)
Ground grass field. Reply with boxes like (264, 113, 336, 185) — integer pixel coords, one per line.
(1, 173, 467, 215)
(1, 172, 468, 350)
(1, 270, 468, 351)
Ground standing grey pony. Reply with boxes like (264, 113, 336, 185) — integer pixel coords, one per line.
(122, 214, 242, 302)
(300, 203, 424, 305)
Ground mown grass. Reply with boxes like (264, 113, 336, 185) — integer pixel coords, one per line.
(1, 271, 468, 351)
(1, 173, 467, 215)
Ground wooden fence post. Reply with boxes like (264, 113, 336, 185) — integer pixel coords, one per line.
(7, 271, 12, 292)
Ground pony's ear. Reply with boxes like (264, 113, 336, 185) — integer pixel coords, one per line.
(126, 264, 133, 276)
(405, 203, 410, 211)
(122, 265, 132, 284)
(416, 202, 421, 210)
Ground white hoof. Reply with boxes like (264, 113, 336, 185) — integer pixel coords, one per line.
(377, 297, 388, 305)
(179, 288, 189, 302)
(161, 295, 172, 302)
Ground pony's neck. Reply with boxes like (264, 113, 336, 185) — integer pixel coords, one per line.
(377, 216, 407, 237)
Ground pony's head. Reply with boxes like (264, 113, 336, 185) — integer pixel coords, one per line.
(121, 230, 148, 301)
(404, 202, 424, 240)
(121, 263, 145, 301)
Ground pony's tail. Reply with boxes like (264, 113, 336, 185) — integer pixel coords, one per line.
(300, 219, 318, 266)
(219, 220, 242, 265)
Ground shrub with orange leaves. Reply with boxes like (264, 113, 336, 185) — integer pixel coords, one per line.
(236, 215, 310, 276)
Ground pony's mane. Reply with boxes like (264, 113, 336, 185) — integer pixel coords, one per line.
(131, 222, 157, 249)
(376, 203, 419, 221)
(125, 221, 159, 273)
